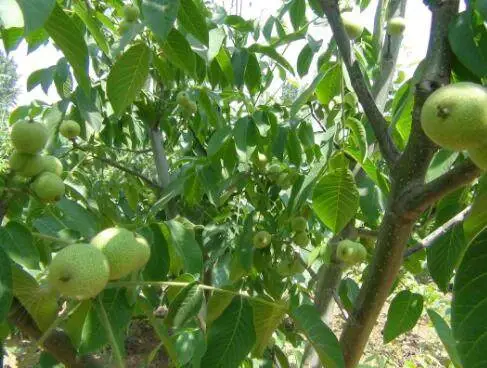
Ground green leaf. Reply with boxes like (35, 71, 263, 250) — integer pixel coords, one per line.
(142, 0, 180, 42)
(427, 226, 466, 292)
(15, 0, 54, 36)
(141, 224, 170, 281)
(248, 44, 294, 75)
(383, 290, 423, 343)
(262, 17, 274, 42)
(95, 296, 125, 367)
(79, 289, 131, 355)
(289, 0, 306, 30)
(172, 328, 206, 366)
(44, 4, 90, 93)
(206, 292, 234, 325)
(449, 11, 487, 78)
(0, 222, 39, 270)
(316, 63, 342, 106)
(452, 229, 487, 367)
(312, 169, 359, 234)
(165, 282, 204, 327)
(1, 27, 23, 52)
(11, 264, 58, 331)
(287, 129, 303, 167)
(251, 298, 287, 357)
(236, 215, 254, 272)
(166, 220, 203, 275)
(290, 70, 325, 118)
(427, 309, 463, 368)
(232, 48, 249, 89)
(308, 0, 324, 16)
(463, 192, 487, 242)
(201, 297, 256, 368)
(426, 150, 459, 183)
(208, 27, 225, 62)
(0, 247, 12, 323)
(244, 53, 261, 95)
(161, 28, 196, 75)
(290, 304, 344, 368)
(338, 278, 359, 313)
(224, 15, 254, 32)
(107, 42, 150, 117)
(216, 46, 234, 84)
(56, 198, 99, 239)
(178, 0, 208, 45)
(345, 117, 367, 162)
(297, 43, 313, 78)
(234, 117, 258, 162)
(73, 2, 109, 55)
(27, 66, 55, 93)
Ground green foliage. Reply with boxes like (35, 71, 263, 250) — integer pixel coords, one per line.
(0, 0, 485, 366)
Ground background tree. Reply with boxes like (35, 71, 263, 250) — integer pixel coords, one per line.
(0, 0, 486, 367)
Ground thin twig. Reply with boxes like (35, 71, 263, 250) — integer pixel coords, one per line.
(73, 143, 161, 190)
(319, 0, 400, 167)
(332, 291, 349, 321)
(404, 205, 472, 258)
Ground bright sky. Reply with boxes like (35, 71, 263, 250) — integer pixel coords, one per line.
(5, 0, 431, 106)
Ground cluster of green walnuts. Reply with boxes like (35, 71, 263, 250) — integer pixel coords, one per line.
(47, 227, 150, 300)
(421, 82, 487, 170)
(8, 119, 80, 202)
(340, 11, 405, 40)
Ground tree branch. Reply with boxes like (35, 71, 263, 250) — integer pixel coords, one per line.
(73, 143, 162, 190)
(319, 0, 400, 167)
(404, 161, 481, 217)
(404, 205, 472, 258)
(338, 1, 460, 366)
(8, 299, 103, 368)
(372, 0, 408, 111)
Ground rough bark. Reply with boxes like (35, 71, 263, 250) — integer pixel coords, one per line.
(338, 1, 461, 366)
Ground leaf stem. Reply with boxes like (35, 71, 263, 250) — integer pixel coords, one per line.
(107, 281, 287, 310)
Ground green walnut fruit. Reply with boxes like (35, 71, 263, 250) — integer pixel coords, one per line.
(253, 152, 268, 171)
(253, 230, 272, 249)
(336, 240, 367, 265)
(47, 243, 110, 300)
(421, 82, 487, 150)
(10, 120, 48, 154)
(467, 146, 487, 170)
(176, 91, 191, 107)
(184, 100, 197, 116)
(123, 4, 140, 22)
(42, 155, 63, 176)
(291, 217, 307, 232)
(341, 12, 364, 40)
(59, 120, 81, 139)
(386, 17, 406, 35)
(91, 228, 151, 280)
(9, 151, 45, 177)
(293, 231, 309, 247)
(32, 172, 65, 201)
